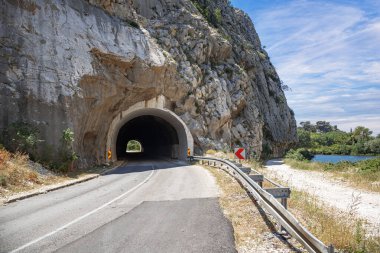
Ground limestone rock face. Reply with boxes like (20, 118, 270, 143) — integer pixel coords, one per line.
(0, 0, 297, 165)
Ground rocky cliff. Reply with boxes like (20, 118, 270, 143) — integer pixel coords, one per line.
(0, 0, 297, 165)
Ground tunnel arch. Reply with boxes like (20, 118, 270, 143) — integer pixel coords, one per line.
(106, 96, 193, 161)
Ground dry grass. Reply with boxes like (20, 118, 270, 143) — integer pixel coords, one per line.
(288, 189, 380, 252)
(205, 150, 236, 160)
(255, 162, 380, 253)
(0, 147, 117, 199)
(206, 149, 217, 155)
(0, 148, 66, 197)
(284, 159, 380, 193)
(204, 165, 305, 252)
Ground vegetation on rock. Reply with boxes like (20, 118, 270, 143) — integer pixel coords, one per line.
(1, 123, 78, 173)
(2, 122, 41, 160)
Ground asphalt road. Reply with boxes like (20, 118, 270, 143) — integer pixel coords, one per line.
(0, 160, 236, 253)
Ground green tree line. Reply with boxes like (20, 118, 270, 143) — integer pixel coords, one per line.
(297, 121, 380, 155)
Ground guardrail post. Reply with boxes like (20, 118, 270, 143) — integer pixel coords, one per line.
(281, 196, 288, 233)
(281, 198, 287, 209)
(249, 174, 264, 188)
(328, 244, 334, 253)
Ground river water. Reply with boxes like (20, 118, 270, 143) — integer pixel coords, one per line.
(312, 154, 377, 163)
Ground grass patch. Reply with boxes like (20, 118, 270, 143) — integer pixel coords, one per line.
(284, 158, 380, 192)
(256, 50, 267, 60)
(288, 189, 380, 252)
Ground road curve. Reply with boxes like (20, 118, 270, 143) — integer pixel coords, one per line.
(0, 160, 236, 253)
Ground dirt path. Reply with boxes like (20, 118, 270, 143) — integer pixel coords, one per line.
(264, 159, 380, 235)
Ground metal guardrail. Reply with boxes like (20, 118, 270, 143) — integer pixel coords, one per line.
(193, 156, 334, 253)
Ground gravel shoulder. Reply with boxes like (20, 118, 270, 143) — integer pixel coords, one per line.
(264, 159, 380, 234)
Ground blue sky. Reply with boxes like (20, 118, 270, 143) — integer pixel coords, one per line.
(231, 0, 380, 135)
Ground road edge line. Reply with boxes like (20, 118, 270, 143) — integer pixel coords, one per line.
(10, 165, 155, 253)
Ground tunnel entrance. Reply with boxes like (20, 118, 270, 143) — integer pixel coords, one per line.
(106, 98, 193, 162)
(116, 115, 180, 160)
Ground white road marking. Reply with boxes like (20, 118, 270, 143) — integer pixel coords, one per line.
(10, 166, 156, 253)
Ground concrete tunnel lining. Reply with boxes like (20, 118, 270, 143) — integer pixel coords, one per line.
(107, 106, 193, 161)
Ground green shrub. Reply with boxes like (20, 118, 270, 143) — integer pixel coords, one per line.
(357, 158, 380, 173)
(261, 143, 272, 159)
(365, 138, 380, 154)
(4, 122, 41, 159)
(297, 128, 311, 148)
(126, 19, 139, 29)
(324, 161, 353, 171)
(7, 122, 39, 150)
(285, 149, 305, 161)
(224, 67, 233, 76)
(191, 0, 221, 27)
(55, 128, 78, 173)
(285, 148, 314, 161)
(275, 95, 285, 104)
(214, 8, 222, 24)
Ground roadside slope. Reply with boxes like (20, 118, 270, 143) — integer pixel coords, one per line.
(264, 159, 380, 233)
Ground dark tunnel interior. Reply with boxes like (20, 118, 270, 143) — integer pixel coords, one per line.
(116, 115, 179, 160)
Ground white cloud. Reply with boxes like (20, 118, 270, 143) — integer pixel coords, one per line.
(250, 0, 380, 133)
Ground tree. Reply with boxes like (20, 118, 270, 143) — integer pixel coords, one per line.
(297, 128, 311, 148)
(300, 121, 316, 132)
(352, 126, 373, 143)
(351, 142, 368, 155)
(315, 121, 333, 133)
(365, 138, 380, 154)
(326, 131, 351, 145)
